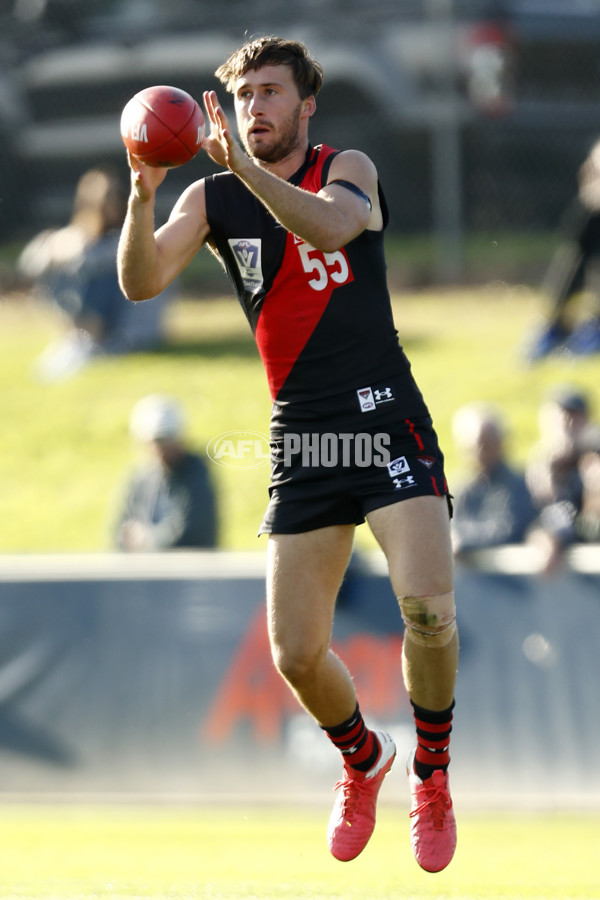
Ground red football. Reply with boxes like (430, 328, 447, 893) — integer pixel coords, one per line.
(120, 85, 205, 168)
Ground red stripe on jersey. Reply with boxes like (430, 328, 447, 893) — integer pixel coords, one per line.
(255, 235, 352, 399)
(254, 145, 354, 400)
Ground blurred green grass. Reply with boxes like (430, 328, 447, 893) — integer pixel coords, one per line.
(1, 280, 599, 552)
(0, 804, 598, 899)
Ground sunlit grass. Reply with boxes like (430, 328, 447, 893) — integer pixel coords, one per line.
(0, 804, 597, 899)
(1, 283, 599, 552)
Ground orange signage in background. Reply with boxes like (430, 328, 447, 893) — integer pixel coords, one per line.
(202, 607, 407, 744)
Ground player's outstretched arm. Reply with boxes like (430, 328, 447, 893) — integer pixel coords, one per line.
(238, 151, 378, 252)
(117, 154, 165, 301)
(202, 91, 380, 252)
(118, 153, 210, 301)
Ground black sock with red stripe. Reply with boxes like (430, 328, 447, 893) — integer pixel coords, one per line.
(411, 699, 455, 781)
(322, 704, 379, 773)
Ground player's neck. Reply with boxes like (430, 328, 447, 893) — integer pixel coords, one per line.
(254, 140, 311, 181)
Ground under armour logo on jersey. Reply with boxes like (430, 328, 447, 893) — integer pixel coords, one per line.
(357, 385, 395, 412)
(393, 475, 416, 490)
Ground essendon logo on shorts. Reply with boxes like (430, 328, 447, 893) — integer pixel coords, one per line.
(417, 455, 436, 469)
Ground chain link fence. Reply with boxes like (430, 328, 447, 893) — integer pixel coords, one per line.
(2, 0, 600, 283)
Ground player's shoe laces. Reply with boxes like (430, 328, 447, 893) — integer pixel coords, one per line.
(327, 731, 396, 862)
(407, 750, 456, 873)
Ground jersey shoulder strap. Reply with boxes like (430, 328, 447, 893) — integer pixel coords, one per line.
(291, 144, 341, 193)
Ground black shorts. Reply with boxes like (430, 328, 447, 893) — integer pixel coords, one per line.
(259, 380, 451, 535)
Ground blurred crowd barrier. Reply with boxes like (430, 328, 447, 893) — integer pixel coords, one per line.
(0, 547, 598, 803)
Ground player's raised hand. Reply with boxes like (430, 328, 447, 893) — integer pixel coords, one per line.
(127, 151, 168, 202)
(202, 90, 247, 174)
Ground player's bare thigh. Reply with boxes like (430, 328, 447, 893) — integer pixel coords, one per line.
(266, 524, 355, 658)
(366, 496, 453, 598)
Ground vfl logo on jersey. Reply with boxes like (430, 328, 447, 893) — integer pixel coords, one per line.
(387, 455, 410, 477)
(357, 387, 376, 412)
(229, 238, 264, 294)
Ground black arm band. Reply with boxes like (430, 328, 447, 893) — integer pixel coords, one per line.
(328, 179, 372, 211)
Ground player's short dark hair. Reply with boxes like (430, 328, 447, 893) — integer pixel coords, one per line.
(215, 36, 323, 99)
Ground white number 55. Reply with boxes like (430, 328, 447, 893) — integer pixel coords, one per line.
(298, 242, 350, 291)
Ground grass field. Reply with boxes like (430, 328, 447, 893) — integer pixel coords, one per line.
(1, 280, 600, 551)
(2, 276, 600, 899)
(0, 804, 598, 899)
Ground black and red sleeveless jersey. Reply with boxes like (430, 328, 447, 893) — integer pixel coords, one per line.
(204, 143, 426, 412)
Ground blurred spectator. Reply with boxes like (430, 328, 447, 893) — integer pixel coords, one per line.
(17, 167, 172, 381)
(450, 402, 537, 558)
(113, 395, 218, 551)
(525, 386, 590, 572)
(575, 425, 600, 543)
(524, 140, 600, 362)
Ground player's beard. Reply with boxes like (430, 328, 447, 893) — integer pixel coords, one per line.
(244, 102, 303, 164)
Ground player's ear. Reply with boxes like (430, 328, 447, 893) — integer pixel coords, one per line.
(301, 95, 316, 119)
